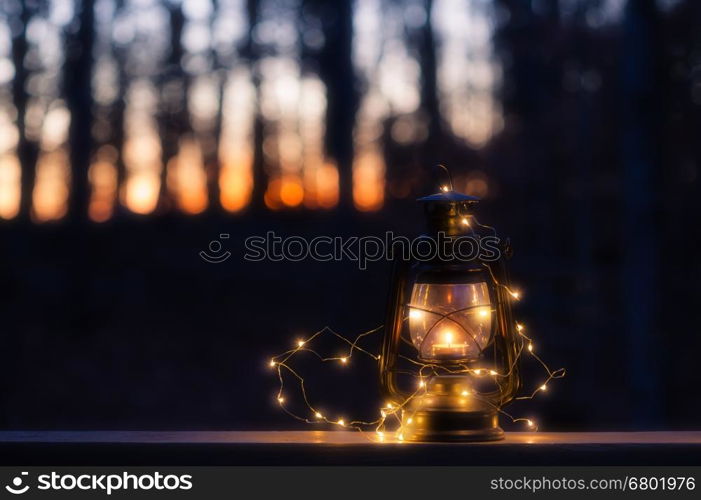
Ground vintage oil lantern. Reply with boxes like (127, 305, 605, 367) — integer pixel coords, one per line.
(380, 175, 521, 442)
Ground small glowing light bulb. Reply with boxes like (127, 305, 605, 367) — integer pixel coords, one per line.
(277, 396, 285, 403)
(489, 370, 497, 376)
(528, 343, 534, 352)
(479, 309, 489, 318)
(337, 419, 345, 426)
(461, 390, 469, 396)
(461, 217, 470, 226)
(540, 384, 548, 392)
(380, 410, 387, 418)
(297, 340, 305, 347)
(443, 331, 454, 344)
(418, 380, 426, 388)
(315, 412, 323, 419)
(409, 309, 422, 319)
(474, 369, 483, 375)
(397, 433, 405, 441)
(441, 185, 449, 192)
(510, 291, 521, 300)
(340, 357, 348, 364)
(406, 418, 413, 424)
(516, 323, 524, 332)
(526, 419, 534, 428)
(269, 359, 276, 368)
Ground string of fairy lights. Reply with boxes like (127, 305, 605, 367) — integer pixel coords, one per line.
(268, 285, 566, 442)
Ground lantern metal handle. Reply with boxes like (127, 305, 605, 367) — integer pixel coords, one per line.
(379, 259, 412, 402)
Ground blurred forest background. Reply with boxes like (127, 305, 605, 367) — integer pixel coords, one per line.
(0, 0, 700, 431)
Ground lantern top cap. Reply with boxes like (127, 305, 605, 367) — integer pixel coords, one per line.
(417, 164, 480, 203)
(417, 190, 480, 203)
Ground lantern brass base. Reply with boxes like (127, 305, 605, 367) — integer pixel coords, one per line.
(400, 375, 504, 442)
(401, 408, 504, 442)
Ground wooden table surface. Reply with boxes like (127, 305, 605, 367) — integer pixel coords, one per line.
(2, 431, 700, 465)
(2, 430, 701, 444)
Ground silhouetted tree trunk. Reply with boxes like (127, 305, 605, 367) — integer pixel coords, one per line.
(319, 0, 356, 211)
(244, 0, 268, 212)
(112, 65, 128, 214)
(64, 0, 95, 222)
(157, 2, 188, 213)
(206, 72, 225, 213)
(206, 0, 223, 213)
(420, 0, 441, 156)
(11, 1, 39, 222)
(112, 0, 129, 215)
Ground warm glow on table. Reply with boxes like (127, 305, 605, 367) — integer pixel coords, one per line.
(2, 431, 701, 445)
